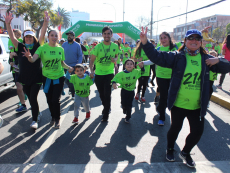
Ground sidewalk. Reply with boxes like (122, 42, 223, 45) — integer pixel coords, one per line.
(211, 74, 230, 110)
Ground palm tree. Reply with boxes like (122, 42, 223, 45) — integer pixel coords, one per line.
(56, 7, 70, 29)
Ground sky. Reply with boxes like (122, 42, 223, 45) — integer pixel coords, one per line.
(53, 0, 229, 36)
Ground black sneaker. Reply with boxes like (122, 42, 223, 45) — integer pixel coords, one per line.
(154, 96, 160, 103)
(101, 117, 108, 122)
(55, 120, 60, 129)
(179, 151, 196, 168)
(166, 148, 175, 162)
(50, 118, 55, 126)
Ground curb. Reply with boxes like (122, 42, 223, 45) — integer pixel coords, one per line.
(211, 93, 230, 110)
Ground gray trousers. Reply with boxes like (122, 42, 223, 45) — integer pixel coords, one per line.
(74, 94, 90, 118)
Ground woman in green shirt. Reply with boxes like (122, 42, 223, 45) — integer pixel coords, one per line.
(24, 30, 73, 129)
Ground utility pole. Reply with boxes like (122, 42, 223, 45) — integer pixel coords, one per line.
(150, 0, 153, 39)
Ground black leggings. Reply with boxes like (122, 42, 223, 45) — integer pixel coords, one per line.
(84, 55, 89, 63)
(137, 76, 149, 97)
(95, 74, 114, 118)
(167, 106, 204, 153)
(121, 88, 134, 120)
(23, 83, 41, 121)
(42, 76, 65, 121)
(156, 77, 171, 121)
(209, 81, 214, 100)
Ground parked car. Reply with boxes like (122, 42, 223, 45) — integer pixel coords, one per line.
(0, 34, 15, 93)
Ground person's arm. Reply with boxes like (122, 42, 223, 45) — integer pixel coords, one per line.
(222, 49, 225, 55)
(207, 55, 230, 74)
(65, 71, 71, 80)
(39, 11, 49, 45)
(81, 44, 87, 51)
(4, 13, 18, 49)
(89, 54, 96, 77)
(0, 62, 4, 74)
(111, 54, 118, 63)
(61, 61, 73, 73)
(22, 47, 39, 63)
(77, 43, 83, 63)
(143, 60, 154, 65)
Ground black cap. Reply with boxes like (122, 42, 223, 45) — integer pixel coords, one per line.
(66, 31, 75, 36)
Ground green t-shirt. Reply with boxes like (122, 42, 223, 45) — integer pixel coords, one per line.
(120, 44, 124, 54)
(174, 53, 202, 110)
(209, 71, 217, 81)
(35, 44, 65, 79)
(206, 43, 212, 51)
(176, 42, 182, 49)
(112, 69, 142, 91)
(123, 46, 131, 54)
(92, 42, 119, 75)
(83, 45, 89, 55)
(117, 49, 123, 64)
(214, 45, 220, 54)
(69, 74, 94, 97)
(122, 55, 130, 64)
(136, 49, 150, 76)
(156, 46, 177, 79)
(8, 38, 23, 52)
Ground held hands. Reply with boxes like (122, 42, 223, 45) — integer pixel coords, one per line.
(137, 61, 144, 68)
(3, 12, 13, 24)
(140, 27, 148, 45)
(111, 57, 116, 63)
(112, 83, 118, 89)
(90, 72, 95, 79)
(205, 58, 219, 67)
(68, 67, 74, 73)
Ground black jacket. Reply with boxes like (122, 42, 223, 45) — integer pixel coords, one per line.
(143, 41, 230, 117)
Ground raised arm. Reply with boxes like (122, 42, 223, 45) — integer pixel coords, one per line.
(39, 11, 49, 45)
(4, 12, 18, 49)
(22, 47, 39, 63)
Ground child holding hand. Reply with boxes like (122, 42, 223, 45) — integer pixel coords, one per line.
(112, 59, 144, 123)
(66, 64, 94, 125)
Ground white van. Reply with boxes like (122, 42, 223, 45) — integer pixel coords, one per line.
(0, 34, 15, 93)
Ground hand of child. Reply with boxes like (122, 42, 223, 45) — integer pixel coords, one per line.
(111, 57, 116, 63)
(10, 52, 17, 58)
(68, 67, 73, 73)
(138, 57, 143, 62)
(112, 83, 117, 89)
(205, 58, 219, 67)
(90, 72, 95, 79)
(137, 61, 144, 68)
(10, 62, 14, 67)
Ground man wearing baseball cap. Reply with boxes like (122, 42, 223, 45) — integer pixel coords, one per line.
(62, 30, 82, 99)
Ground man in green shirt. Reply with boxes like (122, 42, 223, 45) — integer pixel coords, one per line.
(89, 26, 119, 121)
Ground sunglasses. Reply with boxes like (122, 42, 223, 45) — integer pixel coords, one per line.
(187, 36, 202, 41)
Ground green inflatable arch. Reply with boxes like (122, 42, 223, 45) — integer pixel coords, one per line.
(62, 21, 141, 41)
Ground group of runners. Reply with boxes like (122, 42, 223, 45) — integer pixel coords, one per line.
(3, 11, 230, 168)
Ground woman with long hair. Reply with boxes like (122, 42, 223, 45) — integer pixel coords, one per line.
(4, 12, 49, 129)
(139, 27, 230, 168)
(216, 34, 230, 89)
(23, 30, 73, 129)
(155, 32, 178, 125)
(134, 41, 150, 102)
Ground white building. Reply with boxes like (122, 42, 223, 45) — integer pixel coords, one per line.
(61, 9, 90, 33)
(0, 4, 31, 32)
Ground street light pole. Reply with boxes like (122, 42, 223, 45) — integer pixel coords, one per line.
(150, 0, 153, 39)
(103, 3, 116, 22)
(156, 6, 170, 43)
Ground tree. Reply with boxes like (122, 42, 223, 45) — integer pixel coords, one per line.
(56, 7, 70, 29)
(15, 0, 62, 37)
(226, 23, 230, 35)
(0, 0, 17, 29)
(135, 16, 151, 37)
(213, 27, 224, 42)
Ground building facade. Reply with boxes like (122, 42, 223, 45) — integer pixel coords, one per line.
(173, 14, 230, 42)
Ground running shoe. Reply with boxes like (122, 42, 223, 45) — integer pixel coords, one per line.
(158, 120, 164, 126)
(166, 148, 175, 162)
(207, 102, 210, 108)
(215, 84, 222, 89)
(37, 112, 42, 123)
(135, 93, 140, 100)
(179, 151, 196, 168)
(141, 97, 146, 102)
(125, 119, 130, 123)
(61, 90, 66, 95)
(72, 96, 75, 100)
(72, 117, 78, 124)
(86, 112, 90, 119)
(50, 118, 55, 126)
(30, 121, 38, 129)
(17, 102, 22, 107)
(154, 96, 160, 103)
(16, 106, 27, 113)
(55, 120, 60, 129)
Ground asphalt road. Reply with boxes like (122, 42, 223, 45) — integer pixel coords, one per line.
(0, 77, 230, 172)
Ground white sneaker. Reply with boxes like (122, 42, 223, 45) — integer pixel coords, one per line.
(207, 102, 210, 108)
(30, 121, 38, 129)
(72, 97, 75, 100)
(37, 112, 42, 122)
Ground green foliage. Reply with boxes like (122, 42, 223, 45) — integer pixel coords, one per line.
(56, 7, 70, 29)
(213, 27, 224, 42)
(226, 23, 230, 35)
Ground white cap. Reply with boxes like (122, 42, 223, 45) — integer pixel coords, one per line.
(24, 31, 35, 37)
(60, 38, 65, 41)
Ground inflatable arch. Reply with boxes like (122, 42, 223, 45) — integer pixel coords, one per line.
(78, 32, 121, 42)
(62, 21, 141, 41)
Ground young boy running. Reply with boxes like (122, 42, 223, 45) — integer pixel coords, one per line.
(112, 59, 144, 123)
(66, 64, 94, 124)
